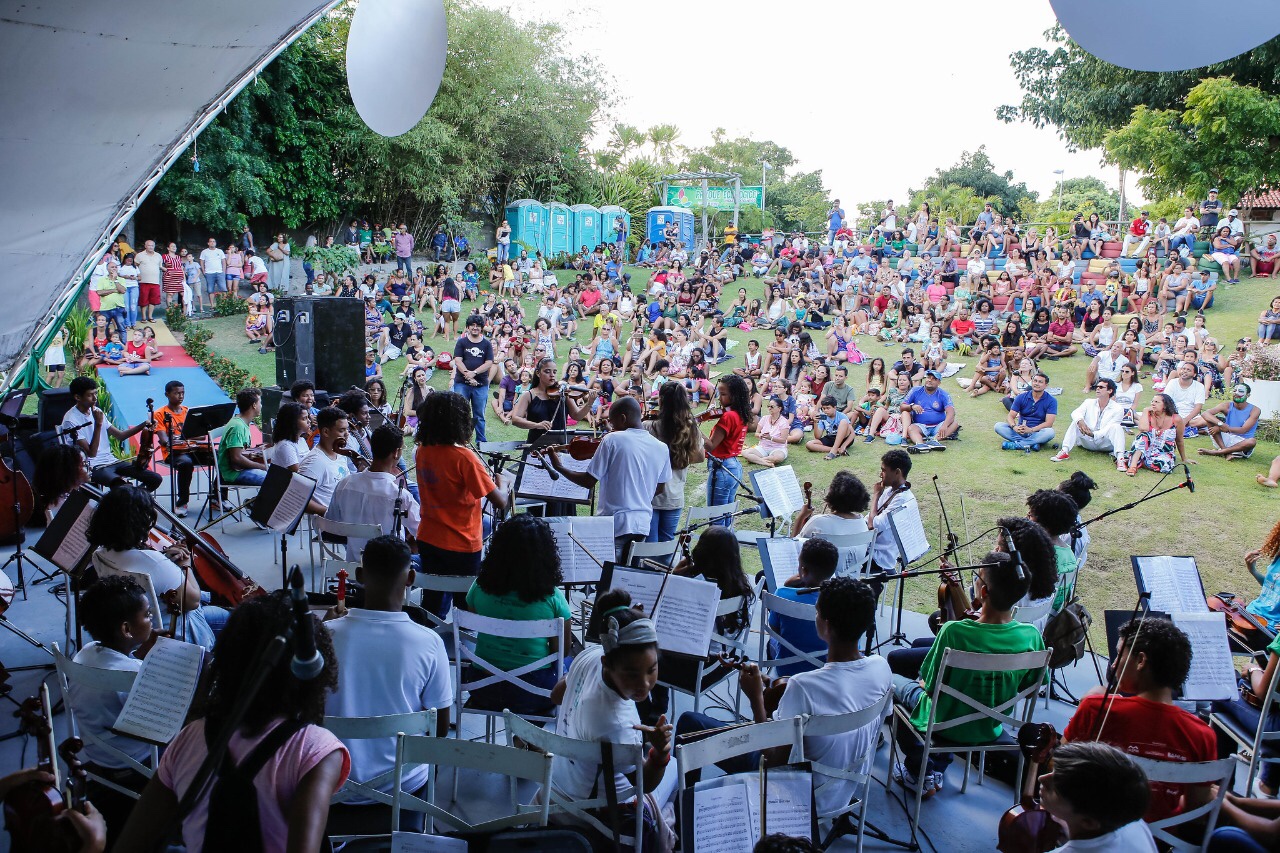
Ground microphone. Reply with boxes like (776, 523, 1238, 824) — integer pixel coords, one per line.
(1182, 464, 1195, 493)
(1001, 525, 1026, 581)
(287, 566, 324, 681)
(564, 384, 592, 394)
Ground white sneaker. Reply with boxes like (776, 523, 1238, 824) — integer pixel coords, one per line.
(175, 504, 188, 517)
(1050, 451, 1070, 463)
(892, 761, 939, 800)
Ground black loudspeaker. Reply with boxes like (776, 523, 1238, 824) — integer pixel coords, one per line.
(260, 386, 283, 427)
(274, 297, 366, 395)
(38, 388, 75, 432)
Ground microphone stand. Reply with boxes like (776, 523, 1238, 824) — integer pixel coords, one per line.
(1072, 466, 1192, 534)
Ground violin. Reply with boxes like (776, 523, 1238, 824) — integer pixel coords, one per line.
(1207, 592, 1275, 654)
(540, 436, 604, 461)
(335, 445, 371, 472)
(696, 407, 723, 423)
(135, 397, 156, 471)
(803, 481, 813, 511)
(997, 723, 1066, 852)
(2, 685, 80, 853)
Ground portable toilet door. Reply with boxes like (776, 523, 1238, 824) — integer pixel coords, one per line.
(569, 204, 601, 253)
(546, 202, 572, 258)
(505, 199, 548, 256)
(646, 206, 693, 249)
(599, 205, 630, 247)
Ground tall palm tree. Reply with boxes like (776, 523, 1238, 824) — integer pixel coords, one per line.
(608, 124, 646, 164)
(646, 124, 680, 163)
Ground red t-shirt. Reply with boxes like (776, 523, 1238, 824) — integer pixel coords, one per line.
(1048, 320, 1074, 340)
(580, 288, 602, 309)
(874, 295, 891, 313)
(951, 318, 975, 337)
(1064, 694, 1216, 822)
(1130, 217, 1150, 237)
(709, 409, 746, 459)
(414, 444, 495, 553)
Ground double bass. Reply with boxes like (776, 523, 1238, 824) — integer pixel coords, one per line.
(0, 424, 34, 541)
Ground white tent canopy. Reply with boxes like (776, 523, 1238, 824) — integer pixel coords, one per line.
(0, 0, 338, 380)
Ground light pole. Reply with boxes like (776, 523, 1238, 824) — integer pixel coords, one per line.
(1053, 169, 1065, 211)
(761, 160, 772, 235)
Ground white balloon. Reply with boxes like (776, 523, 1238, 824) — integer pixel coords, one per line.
(1050, 0, 1280, 72)
(347, 0, 447, 137)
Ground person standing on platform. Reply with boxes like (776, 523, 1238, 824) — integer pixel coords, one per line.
(135, 239, 163, 323)
(703, 375, 755, 524)
(451, 315, 493, 443)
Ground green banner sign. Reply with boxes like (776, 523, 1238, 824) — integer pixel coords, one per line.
(665, 185, 763, 210)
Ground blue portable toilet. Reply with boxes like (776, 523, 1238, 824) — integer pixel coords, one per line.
(599, 205, 631, 247)
(646, 206, 694, 249)
(505, 199, 548, 256)
(546, 202, 572, 258)
(569, 204, 601, 252)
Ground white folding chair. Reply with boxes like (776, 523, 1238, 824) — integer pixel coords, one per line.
(888, 647, 1052, 842)
(800, 691, 893, 853)
(684, 502, 740, 532)
(1210, 663, 1280, 795)
(451, 610, 564, 742)
(674, 716, 804, 790)
(504, 712, 645, 849)
(1012, 598, 1054, 627)
(659, 593, 754, 718)
(393, 733, 552, 835)
(625, 538, 680, 568)
(758, 590, 827, 676)
(1128, 756, 1234, 852)
(806, 530, 876, 578)
(51, 644, 158, 799)
(311, 517, 382, 592)
(410, 572, 477, 631)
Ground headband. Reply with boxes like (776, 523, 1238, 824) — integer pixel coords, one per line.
(601, 613, 658, 655)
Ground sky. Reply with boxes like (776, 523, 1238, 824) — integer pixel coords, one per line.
(495, 0, 1129, 207)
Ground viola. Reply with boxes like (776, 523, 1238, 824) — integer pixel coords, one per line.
(803, 481, 813, 512)
(135, 397, 157, 471)
(997, 722, 1066, 852)
(2, 685, 79, 853)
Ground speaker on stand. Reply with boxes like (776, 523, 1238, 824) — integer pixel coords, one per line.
(274, 297, 366, 395)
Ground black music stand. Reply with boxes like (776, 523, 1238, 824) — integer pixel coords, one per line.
(0, 389, 35, 597)
(183, 403, 238, 522)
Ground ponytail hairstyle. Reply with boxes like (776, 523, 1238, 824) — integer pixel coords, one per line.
(589, 588, 658, 665)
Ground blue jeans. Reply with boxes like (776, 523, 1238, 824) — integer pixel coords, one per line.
(892, 674, 955, 777)
(1208, 827, 1268, 853)
(303, 261, 314, 287)
(994, 423, 1055, 449)
(647, 508, 681, 543)
(104, 306, 127, 336)
(396, 256, 412, 276)
(497, 243, 509, 264)
(706, 456, 742, 525)
(452, 380, 488, 443)
(124, 287, 139, 328)
(1170, 234, 1196, 254)
(227, 467, 267, 486)
(204, 272, 227, 294)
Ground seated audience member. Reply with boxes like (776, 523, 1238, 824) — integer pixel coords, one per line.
(72, 576, 154, 848)
(901, 368, 958, 451)
(769, 538, 841, 677)
(462, 515, 572, 715)
(793, 469, 871, 538)
(1052, 378, 1126, 465)
(116, 592, 350, 853)
(1197, 383, 1260, 460)
(996, 370, 1057, 451)
(88, 484, 227, 652)
(1064, 617, 1216, 822)
(806, 395, 855, 459)
(1040, 741, 1157, 851)
(548, 589, 677, 828)
(678, 577, 891, 819)
(325, 424, 419, 561)
(324, 536, 451, 835)
(890, 551, 1043, 798)
(298, 406, 357, 513)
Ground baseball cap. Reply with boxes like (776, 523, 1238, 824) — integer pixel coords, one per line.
(394, 312, 406, 319)
(1209, 188, 1220, 193)
(925, 369, 942, 379)
(1229, 208, 1239, 216)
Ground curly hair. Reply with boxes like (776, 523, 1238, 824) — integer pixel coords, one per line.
(194, 590, 337, 735)
(33, 444, 85, 506)
(825, 471, 870, 514)
(415, 390, 473, 446)
(1026, 489, 1078, 538)
(816, 576, 876, 644)
(654, 382, 703, 471)
(271, 402, 304, 444)
(87, 485, 157, 552)
(1058, 471, 1096, 511)
(996, 517, 1056, 601)
(717, 374, 756, 430)
(1118, 617, 1193, 690)
(80, 575, 148, 643)
(477, 515, 563, 603)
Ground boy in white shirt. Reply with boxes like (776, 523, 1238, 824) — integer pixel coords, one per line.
(1039, 741, 1157, 851)
(299, 407, 357, 511)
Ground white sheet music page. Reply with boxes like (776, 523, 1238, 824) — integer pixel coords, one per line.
(112, 637, 203, 745)
(52, 496, 97, 573)
(267, 470, 315, 533)
(1137, 556, 1208, 615)
(567, 516, 614, 584)
(391, 832, 466, 853)
(887, 502, 930, 563)
(652, 573, 720, 658)
(1172, 612, 1239, 702)
(693, 781, 754, 853)
(755, 466, 805, 517)
(761, 538, 801, 591)
(606, 566, 665, 616)
(518, 454, 591, 502)
(760, 770, 813, 838)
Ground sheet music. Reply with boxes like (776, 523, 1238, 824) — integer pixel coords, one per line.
(112, 637, 203, 745)
(692, 781, 754, 853)
(652, 573, 720, 658)
(756, 770, 813, 839)
(606, 566, 666, 616)
(391, 832, 466, 853)
(517, 454, 592, 502)
(1172, 612, 1239, 702)
(51, 496, 97, 572)
(760, 538, 800, 591)
(887, 501, 930, 563)
(547, 517, 613, 584)
(753, 466, 804, 518)
(267, 469, 315, 533)
(1135, 556, 1208, 615)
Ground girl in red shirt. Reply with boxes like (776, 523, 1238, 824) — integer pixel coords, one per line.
(703, 375, 755, 524)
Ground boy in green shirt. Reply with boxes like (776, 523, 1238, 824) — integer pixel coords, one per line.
(890, 548, 1044, 799)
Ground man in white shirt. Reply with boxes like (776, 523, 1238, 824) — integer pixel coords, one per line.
(324, 536, 452, 834)
(543, 396, 671, 561)
(1169, 206, 1200, 256)
(1164, 360, 1206, 428)
(60, 375, 161, 491)
(326, 425, 419, 562)
(199, 237, 227, 308)
(134, 239, 163, 322)
(1084, 340, 1127, 391)
(1225, 207, 1245, 248)
(880, 201, 897, 234)
(299, 407, 356, 511)
(1052, 379, 1127, 464)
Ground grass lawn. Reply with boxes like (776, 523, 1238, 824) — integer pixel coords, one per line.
(193, 264, 1280, 640)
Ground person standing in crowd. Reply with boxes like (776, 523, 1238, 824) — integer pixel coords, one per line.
(60, 375, 161, 491)
(495, 219, 511, 265)
(393, 222, 414, 277)
(704, 375, 754, 522)
(134, 239, 163, 323)
(414, 391, 508, 617)
(452, 315, 493, 443)
(199, 237, 227, 309)
(643, 383, 705, 542)
(542, 396, 671, 561)
(267, 232, 291, 292)
(161, 241, 185, 311)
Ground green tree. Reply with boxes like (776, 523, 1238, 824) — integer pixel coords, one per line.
(646, 124, 681, 164)
(1104, 77, 1280, 203)
(912, 147, 1037, 217)
(999, 24, 1280, 151)
(1025, 176, 1120, 222)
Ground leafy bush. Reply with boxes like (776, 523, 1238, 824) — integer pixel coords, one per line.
(300, 244, 361, 279)
(165, 302, 189, 332)
(214, 298, 248, 317)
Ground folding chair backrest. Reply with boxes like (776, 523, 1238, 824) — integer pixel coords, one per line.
(1128, 756, 1234, 852)
(676, 716, 804, 791)
(394, 733, 553, 834)
(412, 572, 480, 628)
(314, 517, 383, 541)
(503, 712, 645, 848)
(758, 591, 827, 674)
(451, 610, 564, 721)
(625, 538, 680, 567)
(1012, 598, 1053, 627)
(324, 709, 436, 808)
(926, 648, 1052, 738)
(806, 530, 876, 578)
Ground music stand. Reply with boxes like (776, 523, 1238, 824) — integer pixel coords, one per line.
(183, 403, 238, 522)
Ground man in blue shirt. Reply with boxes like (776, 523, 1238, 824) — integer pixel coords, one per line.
(806, 397, 854, 459)
(827, 200, 845, 247)
(1189, 270, 1217, 310)
(768, 538, 840, 677)
(1197, 383, 1259, 460)
(902, 370, 958, 451)
(996, 371, 1058, 451)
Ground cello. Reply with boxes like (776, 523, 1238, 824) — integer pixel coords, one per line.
(0, 423, 35, 541)
(997, 722, 1066, 852)
(931, 475, 975, 633)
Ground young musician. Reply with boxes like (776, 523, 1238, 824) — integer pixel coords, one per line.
(703, 375, 754, 523)
(1213, 619, 1280, 797)
(510, 356, 596, 442)
(88, 484, 228, 652)
(116, 592, 350, 853)
(1025, 488, 1081, 612)
(215, 388, 267, 510)
(325, 425, 419, 562)
(1040, 741, 1157, 851)
(1243, 518, 1280, 631)
(1064, 617, 1215, 821)
(413, 391, 507, 617)
(542, 396, 671, 561)
(891, 550, 1043, 799)
(793, 470, 871, 538)
(642, 382, 705, 543)
(152, 380, 208, 517)
(33, 443, 89, 521)
(298, 407, 356, 513)
(334, 390, 374, 465)
(865, 449, 916, 575)
(324, 536, 451, 835)
(60, 375, 161, 491)
(770, 537, 841, 677)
